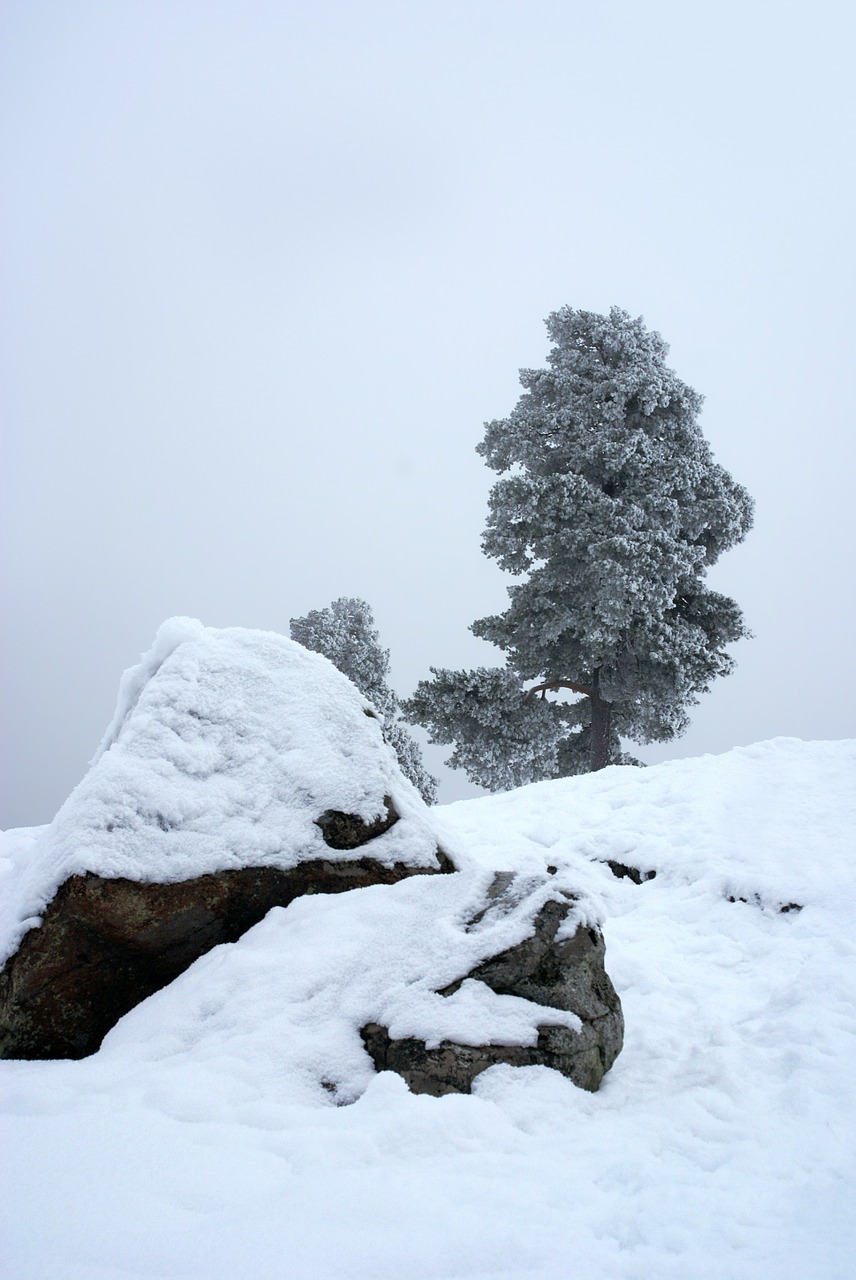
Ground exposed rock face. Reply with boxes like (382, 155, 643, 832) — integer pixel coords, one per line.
(0, 848, 454, 1061)
(361, 895, 623, 1094)
(604, 859, 656, 884)
(315, 797, 398, 850)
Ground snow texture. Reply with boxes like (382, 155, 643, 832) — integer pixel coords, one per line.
(1, 736, 854, 1278)
(290, 596, 438, 803)
(0, 618, 440, 966)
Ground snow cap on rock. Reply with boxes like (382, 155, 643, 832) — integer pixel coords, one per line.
(0, 618, 441, 964)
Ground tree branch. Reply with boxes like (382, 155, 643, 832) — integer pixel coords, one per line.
(523, 680, 594, 704)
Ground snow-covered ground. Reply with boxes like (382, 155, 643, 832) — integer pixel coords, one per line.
(2, 737, 855, 1279)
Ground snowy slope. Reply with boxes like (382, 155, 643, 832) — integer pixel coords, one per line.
(2, 738, 855, 1279)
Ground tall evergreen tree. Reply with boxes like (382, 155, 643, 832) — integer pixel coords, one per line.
(290, 597, 438, 804)
(403, 306, 754, 788)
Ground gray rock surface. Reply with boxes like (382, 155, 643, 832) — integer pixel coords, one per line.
(361, 894, 623, 1094)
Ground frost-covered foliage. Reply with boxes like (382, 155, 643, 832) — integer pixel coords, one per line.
(404, 668, 645, 791)
(290, 598, 437, 804)
(404, 667, 566, 792)
(405, 307, 753, 785)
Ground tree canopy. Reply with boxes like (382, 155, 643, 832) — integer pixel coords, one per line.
(403, 306, 754, 788)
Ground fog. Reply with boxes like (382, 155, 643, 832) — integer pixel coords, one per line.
(2, 0, 854, 826)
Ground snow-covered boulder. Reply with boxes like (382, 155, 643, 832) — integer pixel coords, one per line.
(362, 878, 623, 1094)
(0, 617, 625, 1094)
(0, 619, 451, 1059)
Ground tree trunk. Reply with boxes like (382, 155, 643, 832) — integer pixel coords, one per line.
(589, 679, 612, 772)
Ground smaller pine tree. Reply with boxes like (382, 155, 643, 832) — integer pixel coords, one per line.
(290, 597, 438, 804)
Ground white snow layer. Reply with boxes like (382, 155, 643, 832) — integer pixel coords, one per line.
(0, 618, 441, 965)
(2, 735, 856, 1278)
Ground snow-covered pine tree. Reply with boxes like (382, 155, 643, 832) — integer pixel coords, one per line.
(403, 306, 754, 787)
(289, 597, 438, 804)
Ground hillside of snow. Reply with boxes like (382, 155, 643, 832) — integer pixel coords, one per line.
(2, 737, 855, 1279)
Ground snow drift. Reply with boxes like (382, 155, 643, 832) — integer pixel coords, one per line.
(1, 673, 854, 1276)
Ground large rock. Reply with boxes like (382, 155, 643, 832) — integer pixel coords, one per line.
(0, 619, 451, 1059)
(0, 620, 624, 1092)
(361, 887, 623, 1094)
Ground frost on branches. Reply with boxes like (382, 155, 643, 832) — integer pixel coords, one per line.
(403, 307, 754, 788)
(290, 598, 438, 804)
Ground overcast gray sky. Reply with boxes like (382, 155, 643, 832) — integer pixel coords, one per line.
(2, 0, 854, 828)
